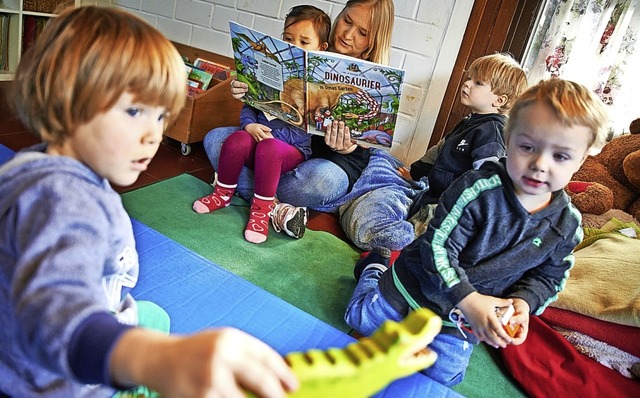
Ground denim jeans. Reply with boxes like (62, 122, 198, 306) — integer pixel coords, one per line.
(344, 266, 474, 387)
(203, 127, 349, 208)
(338, 185, 415, 251)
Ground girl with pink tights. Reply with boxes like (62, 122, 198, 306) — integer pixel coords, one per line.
(192, 5, 330, 243)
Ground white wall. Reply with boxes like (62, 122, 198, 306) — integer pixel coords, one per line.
(82, 0, 473, 164)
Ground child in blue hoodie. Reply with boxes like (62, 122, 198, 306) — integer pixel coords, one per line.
(0, 6, 297, 398)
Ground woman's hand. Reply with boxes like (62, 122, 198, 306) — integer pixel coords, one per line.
(230, 79, 249, 100)
(245, 123, 274, 142)
(324, 120, 357, 154)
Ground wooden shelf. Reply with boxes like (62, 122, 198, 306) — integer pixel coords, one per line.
(0, 1, 79, 81)
(165, 42, 243, 154)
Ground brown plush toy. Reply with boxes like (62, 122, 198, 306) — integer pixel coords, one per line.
(565, 118, 640, 222)
(565, 181, 613, 215)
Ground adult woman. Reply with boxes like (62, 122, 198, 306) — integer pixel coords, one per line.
(202, 0, 396, 227)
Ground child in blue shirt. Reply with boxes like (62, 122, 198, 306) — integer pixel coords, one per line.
(192, 5, 331, 244)
(0, 6, 297, 397)
(344, 78, 609, 386)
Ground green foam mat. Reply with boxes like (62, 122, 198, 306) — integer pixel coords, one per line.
(122, 174, 360, 332)
(122, 173, 526, 397)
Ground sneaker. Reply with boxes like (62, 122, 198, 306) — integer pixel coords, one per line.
(271, 202, 308, 239)
(354, 248, 391, 281)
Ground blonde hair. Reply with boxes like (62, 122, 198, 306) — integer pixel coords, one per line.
(505, 78, 609, 155)
(329, 0, 394, 65)
(12, 6, 186, 146)
(467, 53, 528, 113)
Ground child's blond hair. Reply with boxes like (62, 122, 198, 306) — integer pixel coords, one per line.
(467, 53, 528, 113)
(12, 6, 186, 146)
(505, 78, 609, 156)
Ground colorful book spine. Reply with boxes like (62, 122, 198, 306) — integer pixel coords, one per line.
(188, 67, 214, 91)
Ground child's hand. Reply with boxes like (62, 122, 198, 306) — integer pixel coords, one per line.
(111, 327, 298, 398)
(397, 166, 412, 180)
(507, 298, 530, 345)
(457, 292, 514, 348)
(245, 123, 274, 142)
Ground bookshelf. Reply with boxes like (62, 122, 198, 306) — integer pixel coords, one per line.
(0, 0, 79, 81)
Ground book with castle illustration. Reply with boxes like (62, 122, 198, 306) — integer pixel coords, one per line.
(229, 21, 405, 150)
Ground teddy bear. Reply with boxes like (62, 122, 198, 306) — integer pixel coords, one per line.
(565, 118, 640, 224)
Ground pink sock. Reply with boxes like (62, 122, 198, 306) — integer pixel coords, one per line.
(244, 195, 275, 244)
(192, 182, 236, 214)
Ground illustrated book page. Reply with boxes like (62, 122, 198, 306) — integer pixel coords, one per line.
(230, 21, 307, 127)
(229, 21, 405, 150)
(303, 52, 404, 149)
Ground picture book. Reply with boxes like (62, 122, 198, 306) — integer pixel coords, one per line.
(229, 21, 405, 150)
(194, 58, 231, 81)
(187, 85, 205, 97)
(188, 67, 214, 90)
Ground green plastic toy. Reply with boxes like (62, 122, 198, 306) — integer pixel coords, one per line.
(282, 307, 442, 398)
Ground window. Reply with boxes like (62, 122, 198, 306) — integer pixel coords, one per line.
(523, 0, 640, 138)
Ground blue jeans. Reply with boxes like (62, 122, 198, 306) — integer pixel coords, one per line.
(203, 127, 349, 209)
(338, 185, 415, 251)
(344, 266, 473, 387)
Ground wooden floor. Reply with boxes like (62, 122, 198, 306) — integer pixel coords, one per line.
(0, 80, 214, 194)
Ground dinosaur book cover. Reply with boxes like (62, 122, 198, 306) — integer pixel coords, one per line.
(230, 21, 405, 150)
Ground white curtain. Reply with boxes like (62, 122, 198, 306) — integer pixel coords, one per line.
(523, 0, 640, 137)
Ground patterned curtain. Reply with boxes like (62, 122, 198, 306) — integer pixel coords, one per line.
(523, 0, 640, 137)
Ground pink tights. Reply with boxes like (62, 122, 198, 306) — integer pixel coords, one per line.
(217, 130, 304, 197)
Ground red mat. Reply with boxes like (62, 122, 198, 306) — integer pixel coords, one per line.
(308, 210, 351, 243)
(540, 307, 640, 357)
(500, 315, 640, 397)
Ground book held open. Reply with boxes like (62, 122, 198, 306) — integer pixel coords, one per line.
(229, 21, 405, 150)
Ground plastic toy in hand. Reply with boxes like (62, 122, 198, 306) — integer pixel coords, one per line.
(283, 307, 442, 398)
(449, 305, 520, 339)
(496, 304, 520, 338)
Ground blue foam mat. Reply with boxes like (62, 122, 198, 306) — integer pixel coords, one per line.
(131, 220, 461, 397)
(0, 144, 460, 397)
(0, 144, 13, 164)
